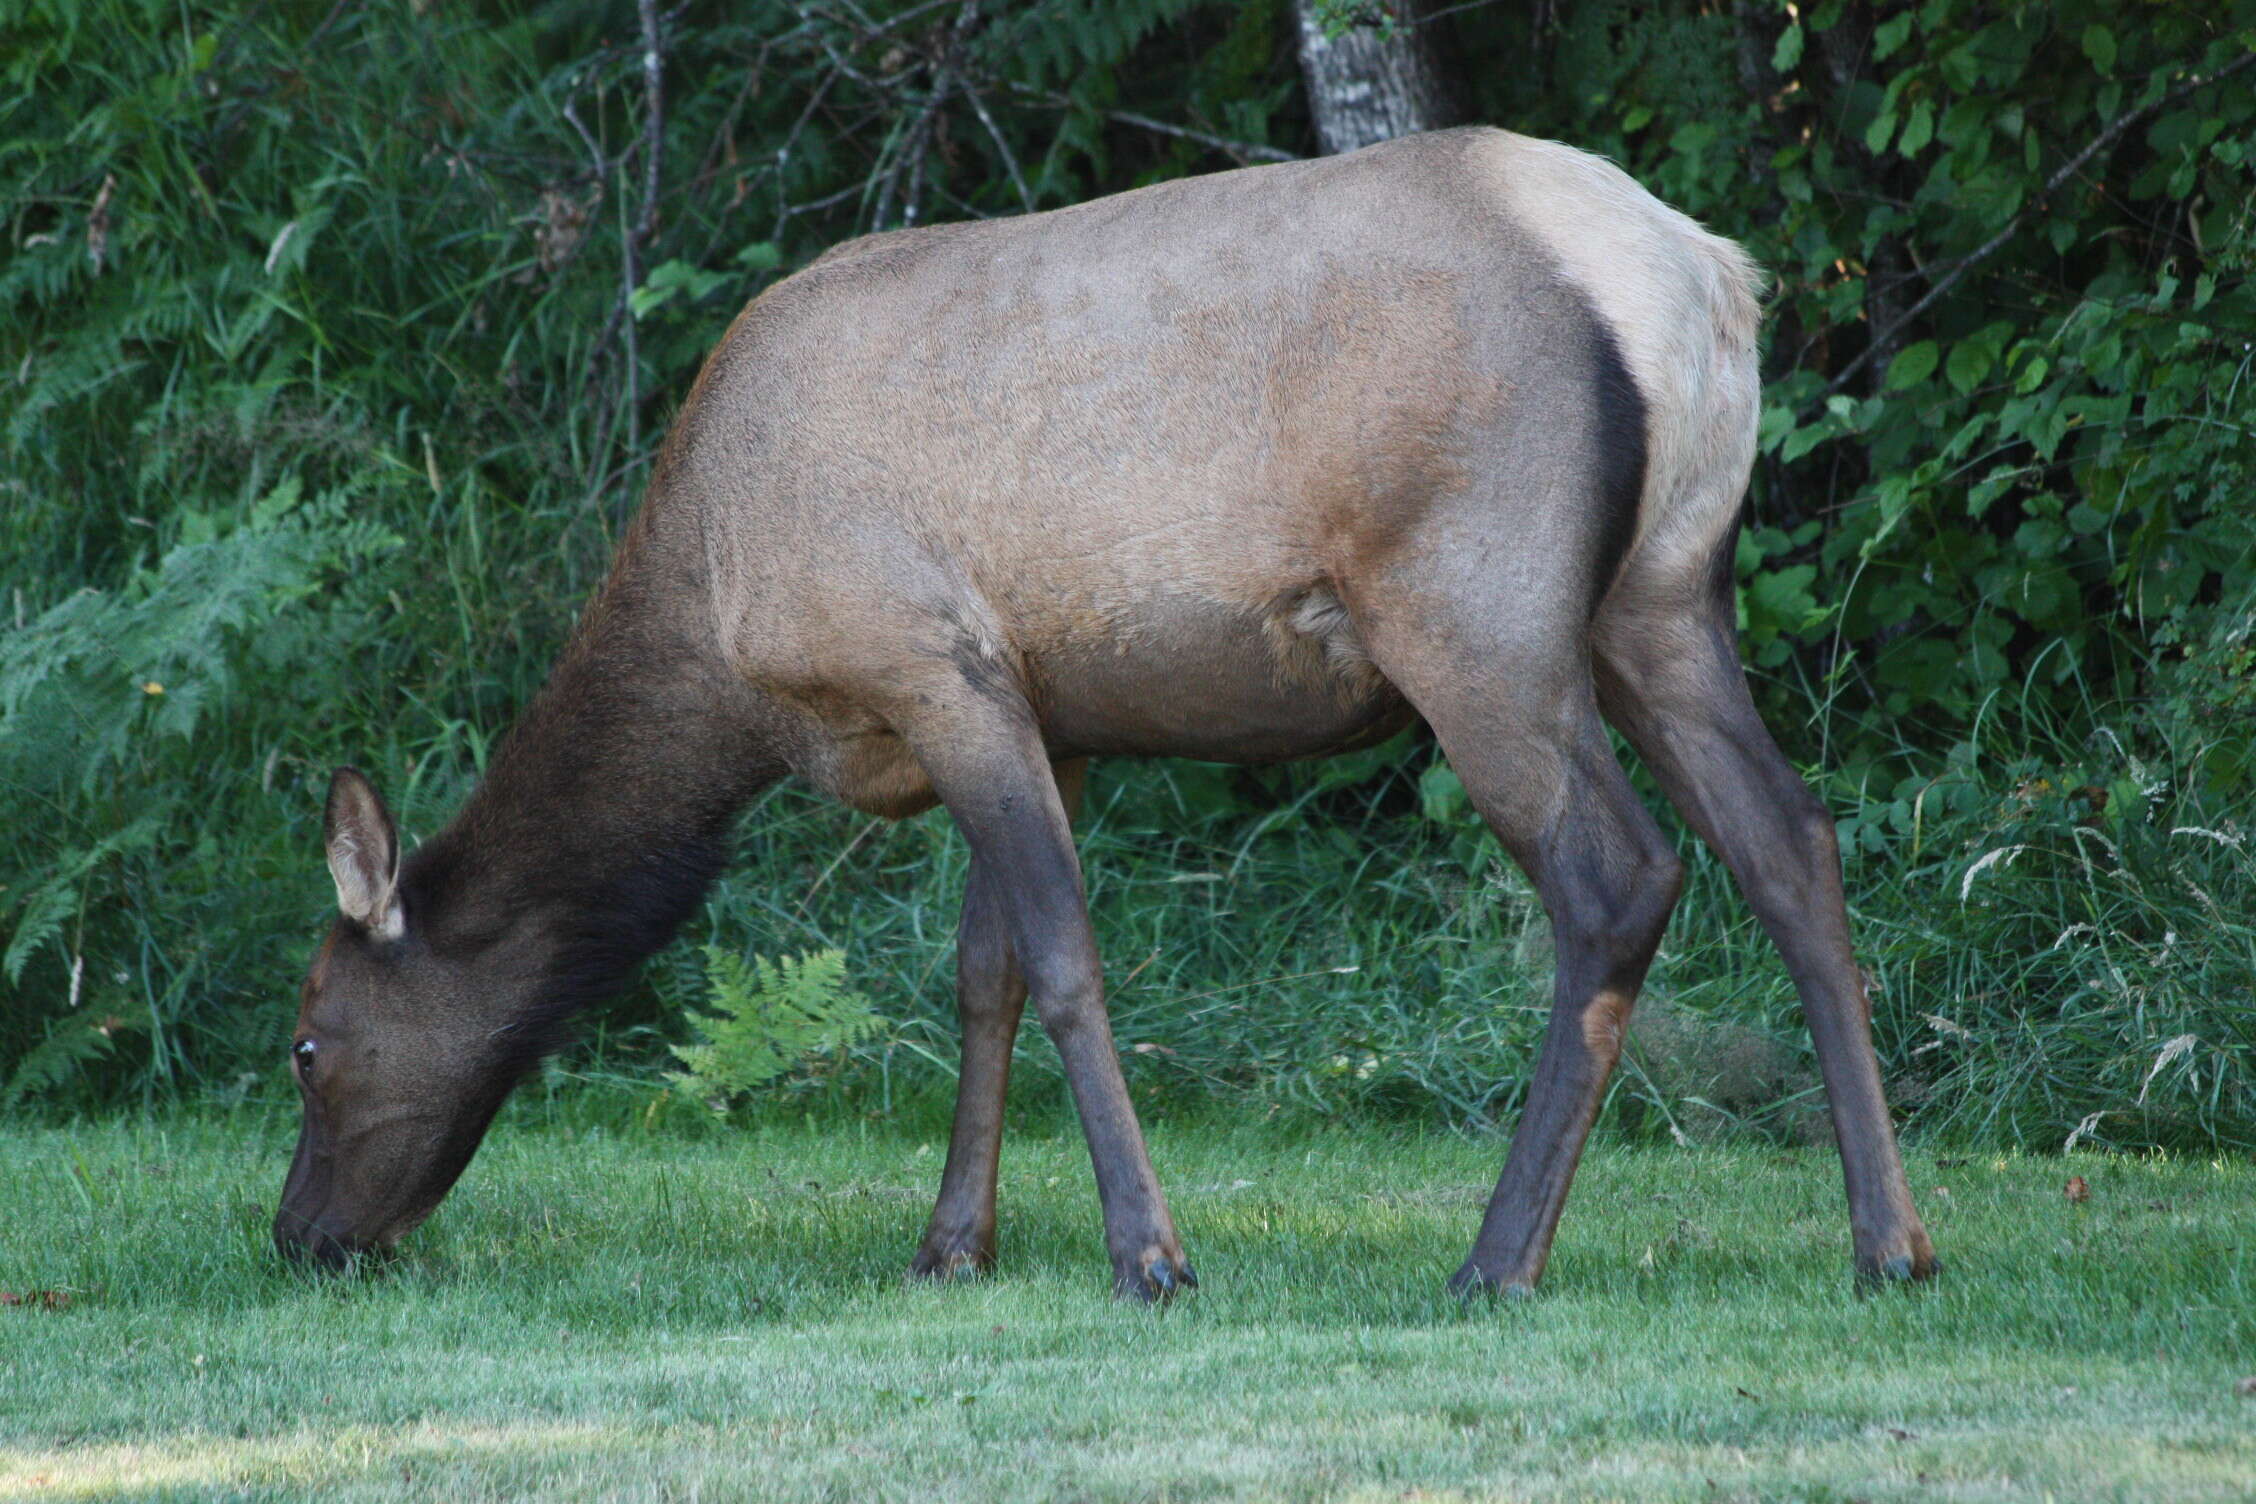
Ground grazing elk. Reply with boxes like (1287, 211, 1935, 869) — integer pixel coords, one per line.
(276, 127, 1936, 1298)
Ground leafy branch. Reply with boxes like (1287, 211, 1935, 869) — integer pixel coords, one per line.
(1822, 45, 2256, 401)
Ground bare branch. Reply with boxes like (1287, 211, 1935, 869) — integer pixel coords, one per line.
(1009, 85, 1298, 164)
(1414, 0, 1507, 24)
(612, 0, 669, 485)
(766, 69, 846, 240)
(1098, 107, 1299, 164)
(962, 82, 1033, 214)
(562, 85, 627, 453)
(873, 0, 984, 230)
(560, 3, 677, 512)
(632, 0, 666, 245)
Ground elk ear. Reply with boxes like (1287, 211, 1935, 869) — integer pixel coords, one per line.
(324, 767, 403, 940)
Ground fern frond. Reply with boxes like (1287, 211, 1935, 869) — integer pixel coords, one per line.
(1, 817, 161, 987)
(666, 947, 883, 1115)
(0, 1004, 148, 1110)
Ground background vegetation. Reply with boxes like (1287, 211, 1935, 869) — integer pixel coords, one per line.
(3, 0, 2253, 1151)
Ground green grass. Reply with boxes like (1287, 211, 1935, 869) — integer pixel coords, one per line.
(5, 1111, 2254, 1501)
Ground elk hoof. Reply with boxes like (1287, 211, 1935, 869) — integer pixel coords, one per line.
(1855, 1249, 1941, 1291)
(1116, 1252, 1198, 1303)
(1446, 1263, 1537, 1300)
(908, 1242, 992, 1283)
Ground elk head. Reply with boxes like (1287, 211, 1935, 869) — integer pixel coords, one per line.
(272, 768, 545, 1266)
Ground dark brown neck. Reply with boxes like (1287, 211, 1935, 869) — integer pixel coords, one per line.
(399, 540, 784, 1038)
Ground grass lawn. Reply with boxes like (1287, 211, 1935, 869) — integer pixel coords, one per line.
(2, 1111, 2252, 1501)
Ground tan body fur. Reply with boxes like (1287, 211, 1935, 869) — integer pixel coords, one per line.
(658, 130, 1745, 810)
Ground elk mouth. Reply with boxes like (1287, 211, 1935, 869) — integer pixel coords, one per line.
(272, 1090, 484, 1270)
(272, 1199, 431, 1268)
(273, 1206, 377, 1269)
(271, 1130, 412, 1269)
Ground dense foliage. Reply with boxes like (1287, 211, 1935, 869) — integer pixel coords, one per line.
(3, 0, 2252, 1149)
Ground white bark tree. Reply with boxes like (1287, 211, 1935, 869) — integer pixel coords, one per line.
(1293, 1, 1463, 155)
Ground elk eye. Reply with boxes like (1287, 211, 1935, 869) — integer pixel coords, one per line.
(294, 1039, 317, 1072)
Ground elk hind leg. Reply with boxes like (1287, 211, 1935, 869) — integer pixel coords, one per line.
(1448, 704, 1682, 1294)
(1595, 590, 1935, 1285)
(1362, 602, 1683, 1293)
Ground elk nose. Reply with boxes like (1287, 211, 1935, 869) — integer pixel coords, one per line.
(272, 1208, 355, 1269)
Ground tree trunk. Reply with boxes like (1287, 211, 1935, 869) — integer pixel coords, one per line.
(1293, 1, 1462, 155)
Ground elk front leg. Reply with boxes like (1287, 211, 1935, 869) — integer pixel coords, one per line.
(912, 760, 1085, 1281)
(911, 716, 1191, 1301)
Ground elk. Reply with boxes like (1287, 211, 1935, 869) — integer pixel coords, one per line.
(276, 127, 1937, 1298)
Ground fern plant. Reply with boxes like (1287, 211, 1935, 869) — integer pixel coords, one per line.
(0, 1003, 149, 1111)
(665, 947, 883, 1116)
(0, 475, 397, 975)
